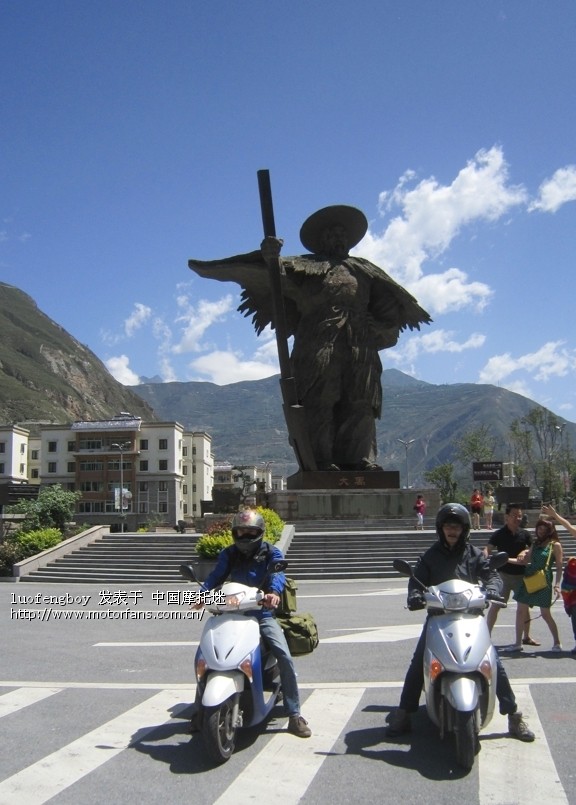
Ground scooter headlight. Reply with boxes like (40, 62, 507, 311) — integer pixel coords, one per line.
(196, 656, 207, 682)
(438, 588, 472, 611)
(239, 656, 253, 682)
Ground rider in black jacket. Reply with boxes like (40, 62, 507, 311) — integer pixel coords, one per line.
(387, 503, 535, 742)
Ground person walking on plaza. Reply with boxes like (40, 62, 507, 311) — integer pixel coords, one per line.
(470, 488, 484, 530)
(504, 518, 564, 653)
(484, 503, 537, 645)
(560, 557, 576, 654)
(413, 494, 426, 531)
(386, 503, 534, 742)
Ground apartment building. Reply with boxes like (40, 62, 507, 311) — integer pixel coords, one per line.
(0, 416, 214, 529)
(0, 426, 29, 483)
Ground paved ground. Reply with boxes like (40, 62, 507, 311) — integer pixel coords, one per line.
(1, 576, 576, 804)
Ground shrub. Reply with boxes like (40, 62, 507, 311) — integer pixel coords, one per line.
(0, 528, 62, 576)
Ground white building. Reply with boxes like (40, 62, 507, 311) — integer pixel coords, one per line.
(0, 425, 29, 483)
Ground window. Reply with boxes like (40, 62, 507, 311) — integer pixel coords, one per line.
(31, 450, 39, 460)
(139, 460, 149, 472)
(182, 446, 188, 457)
(0, 463, 4, 474)
(159, 481, 168, 492)
(139, 502, 148, 513)
(19, 464, 25, 474)
(193, 446, 197, 455)
(159, 460, 168, 471)
(182, 465, 188, 475)
(79, 461, 104, 472)
(159, 439, 168, 450)
(0, 443, 5, 453)
(31, 468, 39, 479)
(68, 441, 75, 452)
(20, 443, 26, 454)
(48, 462, 57, 473)
(140, 439, 148, 451)
(48, 441, 57, 452)
(139, 481, 148, 492)
(159, 502, 168, 513)
(183, 485, 188, 495)
(67, 462, 75, 473)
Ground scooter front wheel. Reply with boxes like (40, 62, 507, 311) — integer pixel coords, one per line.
(454, 710, 477, 771)
(202, 694, 240, 764)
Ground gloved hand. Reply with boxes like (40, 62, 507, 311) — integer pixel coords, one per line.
(485, 590, 505, 603)
(407, 591, 426, 611)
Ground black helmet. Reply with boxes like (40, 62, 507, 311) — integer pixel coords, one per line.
(435, 503, 471, 551)
(231, 510, 265, 555)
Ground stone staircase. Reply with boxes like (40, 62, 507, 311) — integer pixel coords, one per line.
(15, 522, 576, 584)
(19, 532, 201, 584)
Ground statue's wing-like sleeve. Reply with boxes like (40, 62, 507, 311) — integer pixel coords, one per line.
(188, 251, 283, 336)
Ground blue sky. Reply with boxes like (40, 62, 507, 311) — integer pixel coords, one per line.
(2, 1, 576, 420)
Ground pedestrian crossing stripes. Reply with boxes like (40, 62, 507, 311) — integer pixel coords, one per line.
(0, 683, 571, 804)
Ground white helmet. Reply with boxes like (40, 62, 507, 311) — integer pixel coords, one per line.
(231, 510, 265, 555)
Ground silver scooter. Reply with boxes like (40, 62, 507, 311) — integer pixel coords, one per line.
(393, 553, 507, 770)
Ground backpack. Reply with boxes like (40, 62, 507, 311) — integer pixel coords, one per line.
(276, 611, 320, 655)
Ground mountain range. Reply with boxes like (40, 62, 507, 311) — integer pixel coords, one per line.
(132, 371, 576, 484)
(1, 280, 574, 485)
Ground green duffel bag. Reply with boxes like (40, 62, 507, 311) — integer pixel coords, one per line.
(276, 612, 319, 656)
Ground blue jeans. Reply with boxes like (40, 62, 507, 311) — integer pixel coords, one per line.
(399, 624, 517, 716)
(260, 616, 301, 717)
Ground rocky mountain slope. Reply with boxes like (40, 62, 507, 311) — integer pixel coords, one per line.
(0, 282, 155, 429)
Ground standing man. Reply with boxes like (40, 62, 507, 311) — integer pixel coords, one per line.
(484, 503, 537, 646)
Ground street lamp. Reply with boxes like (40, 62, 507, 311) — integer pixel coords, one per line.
(111, 441, 131, 531)
(397, 438, 416, 488)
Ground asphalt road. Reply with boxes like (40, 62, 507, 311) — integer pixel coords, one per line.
(1, 577, 576, 805)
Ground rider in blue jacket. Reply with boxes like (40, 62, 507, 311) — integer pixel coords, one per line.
(195, 509, 311, 738)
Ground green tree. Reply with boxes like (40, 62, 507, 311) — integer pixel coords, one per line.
(509, 408, 566, 501)
(10, 484, 81, 533)
(424, 463, 458, 504)
(455, 425, 497, 464)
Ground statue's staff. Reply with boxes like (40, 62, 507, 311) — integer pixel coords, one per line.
(256, 169, 317, 472)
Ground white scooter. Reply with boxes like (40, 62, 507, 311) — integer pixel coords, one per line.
(179, 561, 287, 764)
(393, 554, 507, 770)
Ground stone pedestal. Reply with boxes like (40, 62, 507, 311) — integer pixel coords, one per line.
(287, 470, 399, 490)
(267, 486, 440, 522)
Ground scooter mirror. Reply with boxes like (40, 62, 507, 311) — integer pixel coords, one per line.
(488, 551, 509, 571)
(179, 563, 200, 583)
(393, 558, 413, 577)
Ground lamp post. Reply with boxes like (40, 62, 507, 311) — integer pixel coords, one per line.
(111, 441, 131, 531)
(397, 438, 415, 488)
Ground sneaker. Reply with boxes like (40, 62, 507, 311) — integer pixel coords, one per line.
(386, 707, 412, 736)
(287, 715, 312, 738)
(500, 644, 523, 653)
(508, 712, 535, 742)
(551, 644, 563, 652)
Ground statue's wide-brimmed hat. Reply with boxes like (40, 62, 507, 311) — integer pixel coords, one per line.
(299, 205, 368, 254)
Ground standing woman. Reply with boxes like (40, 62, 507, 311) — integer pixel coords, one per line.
(507, 519, 564, 652)
(470, 488, 484, 530)
(484, 489, 496, 530)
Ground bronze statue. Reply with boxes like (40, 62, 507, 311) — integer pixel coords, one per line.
(188, 204, 431, 472)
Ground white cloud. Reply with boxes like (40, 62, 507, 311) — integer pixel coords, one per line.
(387, 328, 486, 363)
(529, 165, 576, 213)
(356, 146, 527, 289)
(479, 341, 576, 385)
(124, 303, 152, 337)
(172, 294, 235, 354)
(105, 354, 141, 385)
(408, 268, 492, 315)
(189, 349, 279, 385)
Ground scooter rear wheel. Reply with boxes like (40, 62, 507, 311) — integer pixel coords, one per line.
(454, 710, 477, 771)
(202, 694, 240, 764)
